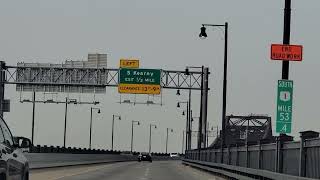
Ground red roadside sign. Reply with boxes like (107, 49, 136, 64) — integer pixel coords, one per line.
(271, 44, 303, 61)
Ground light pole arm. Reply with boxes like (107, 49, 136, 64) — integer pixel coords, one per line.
(202, 24, 225, 27)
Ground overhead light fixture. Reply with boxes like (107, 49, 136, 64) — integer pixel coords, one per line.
(199, 25, 207, 39)
(176, 90, 180, 96)
(185, 68, 190, 75)
(147, 100, 154, 104)
(123, 100, 131, 103)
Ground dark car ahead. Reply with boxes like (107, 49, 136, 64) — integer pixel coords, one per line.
(0, 117, 32, 180)
(138, 153, 152, 162)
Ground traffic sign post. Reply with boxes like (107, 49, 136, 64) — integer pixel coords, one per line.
(118, 68, 161, 94)
(276, 80, 293, 134)
(271, 44, 303, 61)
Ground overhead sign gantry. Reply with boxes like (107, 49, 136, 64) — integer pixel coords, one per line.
(0, 60, 210, 151)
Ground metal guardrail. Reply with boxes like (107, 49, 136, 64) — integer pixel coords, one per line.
(185, 131, 320, 179)
(183, 159, 315, 180)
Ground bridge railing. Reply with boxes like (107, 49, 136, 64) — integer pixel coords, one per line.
(185, 131, 320, 179)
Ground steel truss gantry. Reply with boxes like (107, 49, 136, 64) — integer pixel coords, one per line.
(0, 61, 210, 152)
(4, 65, 205, 91)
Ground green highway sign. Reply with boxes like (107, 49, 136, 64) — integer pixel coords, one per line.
(276, 80, 293, 134)
(119, 68, 161, 85)
(118, 68, 161, 94)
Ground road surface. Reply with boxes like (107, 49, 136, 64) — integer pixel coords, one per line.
(30, 161, 226, 180)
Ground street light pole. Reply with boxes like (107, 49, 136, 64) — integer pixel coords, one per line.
(111, 115, 121, 151)
(177, 101, 189, 151)
(149, 124, 157, 153)
(89, 107, 100, 149)
(182, 130, 185, 154)
(63, 97, 77, 148)
(222, 22, 228, 152)
(131, 120, 140, 153)
(188, 89, 192, 150)
(199, 22, 228, 162)
(131, 121, 133, 152)
(31, 91, 36, 145)
(166, 128, 173, 154)
(89, 108, 92, 149)
(198, 66, 204, 149)
(63, 97, 68, 148)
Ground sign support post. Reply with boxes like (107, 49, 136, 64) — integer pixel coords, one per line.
(282, 0, 291, 80)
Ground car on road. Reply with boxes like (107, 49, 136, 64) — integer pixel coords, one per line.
(170, 153, 179, 158)
(138, 152, 152, 162)
(0, 116, 32, 180)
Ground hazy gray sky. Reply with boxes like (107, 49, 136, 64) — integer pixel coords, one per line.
(1, 0, 320, 153)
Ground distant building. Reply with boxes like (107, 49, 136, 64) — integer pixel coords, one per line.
(64, 53, 108, 68)
(18, 53, 108, 68)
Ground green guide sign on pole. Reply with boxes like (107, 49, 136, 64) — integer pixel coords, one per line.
(118, 68, 161, 94)
(276, 80, 293, 134)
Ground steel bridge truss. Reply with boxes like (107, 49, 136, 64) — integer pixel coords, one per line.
(4, 66, 204, 93)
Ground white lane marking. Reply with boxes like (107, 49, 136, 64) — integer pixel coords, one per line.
(140, 164, 150, 180)
(51, 165, 112, 180)
(40, 162, 134, 180)
(145, 167, 150, 176)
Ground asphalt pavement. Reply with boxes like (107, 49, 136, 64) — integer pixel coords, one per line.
(30, 161, 226, 180)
